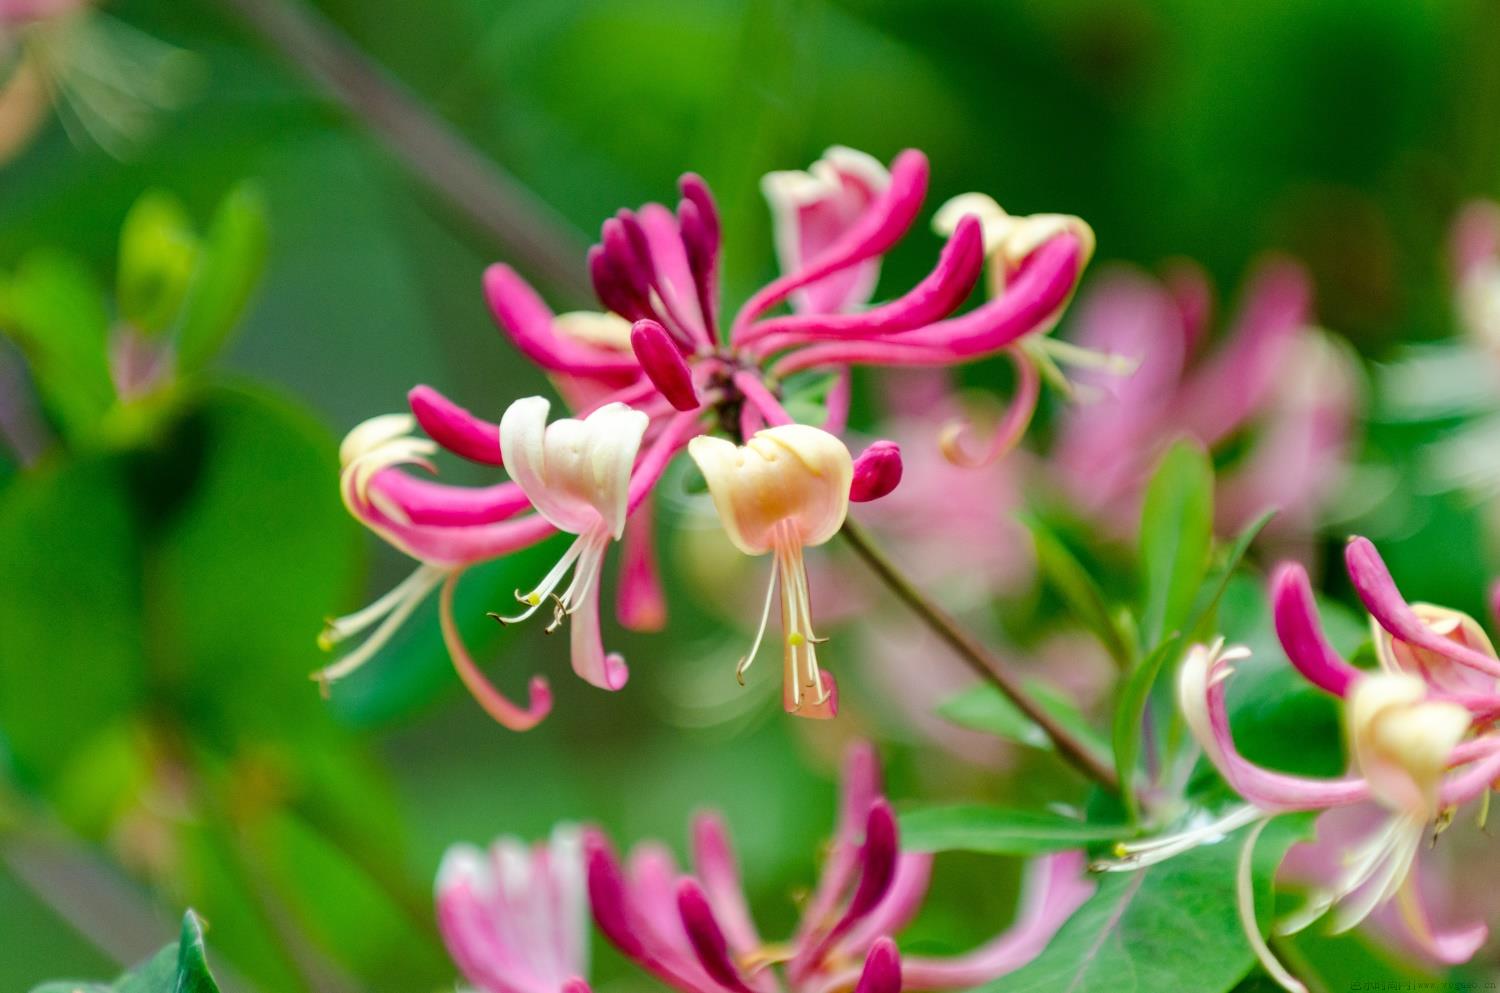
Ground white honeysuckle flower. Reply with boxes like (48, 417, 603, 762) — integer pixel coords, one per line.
(495, 396, 649, 690)
(688, 424, 852, 718)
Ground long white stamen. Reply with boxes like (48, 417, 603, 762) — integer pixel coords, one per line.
(737, 561, 780, 685)
(495, 534, 590, 625)
(316, 564, 447, 684)
(321, 563, 443, 647)
(1037, 336, 1142, 376)
(1236, 817, 1307, 993)
(1327, 818, 1423, 935)
(1098, 804, 1263, 871)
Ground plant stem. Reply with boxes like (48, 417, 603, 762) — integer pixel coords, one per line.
(216, 0, 591, 298)
(839, 516, 1120, 792)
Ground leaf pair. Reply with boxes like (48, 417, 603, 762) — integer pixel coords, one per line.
(30, 910, 220, 993)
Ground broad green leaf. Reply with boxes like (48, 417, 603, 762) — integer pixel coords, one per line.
(976, 814, 1314, 993)
(1023, 515, 1132, 668)
(118, 191, 200, 337)
(898, 805, 1127, 855)
(176, 184, 269, 373)
(1110, 634, 1183, 824)
(937, 681, 1108, 758)
(29, 910, 220, 993)
(0, 250, 114, 439)
(1139, 438, 1214, 648)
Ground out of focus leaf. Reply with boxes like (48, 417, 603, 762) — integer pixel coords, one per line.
(29, 909, 220, 993)
(0, 251, 113, 439)
(1022, 514, 1131, 668)
(1139, 438, 1214, 648)
(0, 456, 144, 786)
(176, 185, 269, 373)
(118, 191, 200, 337)
(899, 805, 1126, 855)
(937, 680, 1108, 758)
(1110, 634, 1183, 824)
(978, 814, 1314, 993)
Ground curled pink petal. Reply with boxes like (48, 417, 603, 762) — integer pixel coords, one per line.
(850, 440, 903, 502)
(1346, 536, 1500, 679)
(1272, 562, 1361, 698)
(485, 264, 641, 379)
(743, 215, 985, 351)
(938, 347, 1039, 468)
(733, 149, 929, 340)
(678, 173, 722, 341)
(691, 813, 761, 956)
(440, 574, 552, 731)
(771, 234, 1081, 375)
(836, 852, 934, 955)
(631, 319, 700, 411)
(677, 880, 759, 993)
(560, 981, 593, 993)
(852, 938, 902, 993)
(1392, 861, 1488, 965)
(409, 385, 504, 466)
(368, 470, 531, 527)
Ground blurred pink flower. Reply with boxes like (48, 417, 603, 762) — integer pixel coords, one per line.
(436, 825, 593, 993)
(1053, 259, 1359, 548)
(585, 742, 1094, 993)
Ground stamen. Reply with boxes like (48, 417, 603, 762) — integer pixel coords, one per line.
(1236, 818, 1307, 993)
(737, 558, 779, 685)
(320, 563, 443, 648)
(314, 564, 447, 686)
(491, 534, 589, 624)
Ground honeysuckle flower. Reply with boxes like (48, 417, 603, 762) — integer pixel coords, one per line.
(584, 742, 1094, 993)
(319, 395, 693, 730)
(688, 424, 853, 719)
(1104, 539, 1500, 990)
(436, 825, 591, 993)
(328, 145, 1092, 727)
(762, 145, 892, 315)
(1052, 257, 1358, 546)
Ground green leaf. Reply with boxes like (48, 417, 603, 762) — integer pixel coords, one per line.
(1110, 634, 1184, 824)
(1023, 515, 1132, 668)
(1139, 438, 1214, 648)
(176, 184, 269, 373)
(29, 910, 220, 993)
(898, 805, 1128, 855)
(118, 191, 201, 337)
(0, 250, 114, 440)
(937, 681, 1108, 758)
(0, 455, 145, 785)
(976, 815, 1314, 993)
(1184, 508, 1276, 647)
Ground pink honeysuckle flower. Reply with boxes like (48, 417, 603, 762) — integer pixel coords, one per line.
(688, 424, 853, 719)
(1051, 258, 1358, 546)
(762, 146, 892, 316)
(585, 742, 1094, 993)
(1102, 578, 1500, 993)
(436, 825, 592, 993)
(327, 146, 1091, 728)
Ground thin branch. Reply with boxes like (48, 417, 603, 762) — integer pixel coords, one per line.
(839, 516, 1121, 792)
(216, 0, 591, 297)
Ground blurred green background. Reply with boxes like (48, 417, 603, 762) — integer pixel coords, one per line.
(4, 0, 1500, 990)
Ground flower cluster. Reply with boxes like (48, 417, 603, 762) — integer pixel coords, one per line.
(435, 743, 1094, 993)
(321, 147, 1092, 729)
(1109, 537, 1500, 991)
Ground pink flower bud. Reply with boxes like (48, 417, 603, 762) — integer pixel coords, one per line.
(850, 440, 903, 502)
(630, 318, 699, 411)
